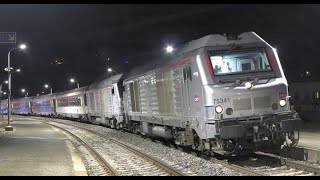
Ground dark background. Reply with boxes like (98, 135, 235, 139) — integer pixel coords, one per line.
(0, 4, 317, 98)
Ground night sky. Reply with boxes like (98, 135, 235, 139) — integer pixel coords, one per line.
(0, 4, 319, 98)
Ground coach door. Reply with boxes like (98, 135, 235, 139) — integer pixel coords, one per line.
(53, 99, 57, 115)
(182, 65, 192, 118)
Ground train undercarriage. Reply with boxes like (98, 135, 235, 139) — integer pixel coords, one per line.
(123, 112, 302, 155)
(12, 110, 301, 156)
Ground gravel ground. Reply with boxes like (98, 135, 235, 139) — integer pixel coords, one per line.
(256, 151, 320, 172)
(51, 122, 172, 176)
(236, 155, 315, 176)
(58, 127, 111, 176)
(43, 118, 242, 176)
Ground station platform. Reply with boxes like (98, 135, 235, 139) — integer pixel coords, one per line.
(0, 117, 87, 176)
(297, 131, 320, 150)
(281, 123, 320, 164)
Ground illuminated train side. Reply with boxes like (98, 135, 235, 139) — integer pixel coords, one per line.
(11, 97, 33, 115)
(55, 87, 88, 120)
(122, 32, 301, 154)
(31, 93, 57, 117)
(2, 32, 301, 155)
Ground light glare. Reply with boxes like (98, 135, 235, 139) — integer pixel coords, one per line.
(166, 45, 174, 53)
(215, 105, 223, 114)
(245, 82, 253, 89)
(280, 100, 286, 107)
(19, 44, 27, 50)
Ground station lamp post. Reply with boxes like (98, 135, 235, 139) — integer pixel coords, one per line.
(5, 44, 27, 131)
(107, 68, 118, 75)
(44, 84, 53, 94)
(21, 88, 28, 97)
(70, 78, 79, 89)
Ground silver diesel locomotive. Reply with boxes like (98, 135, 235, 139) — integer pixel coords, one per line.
(123, 32, 301, 154)
(1, 32, 301, 155)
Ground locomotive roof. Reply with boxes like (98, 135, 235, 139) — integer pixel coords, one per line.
(176, 31, 265, 55)
(88, 74, 123, 91)
(125, 31, 266, 80)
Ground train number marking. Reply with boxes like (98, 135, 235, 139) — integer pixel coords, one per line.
(213, 98, 230, 104)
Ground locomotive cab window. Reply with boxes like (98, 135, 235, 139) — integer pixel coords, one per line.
(209, 49, 272, 76)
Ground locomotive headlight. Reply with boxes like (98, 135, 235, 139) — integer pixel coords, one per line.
(215, 105, 223, 114)
(244, 82, 253, 89)
(279, 99, 286, 107)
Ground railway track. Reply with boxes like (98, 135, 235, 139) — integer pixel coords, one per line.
(23, 116, 320, 176)
(210, 158, 265, 176)
(42, 120, 186, 176)
(46, 122, 118, 176)
(228, 152, 318, 176)
(253, 152, 319, 176)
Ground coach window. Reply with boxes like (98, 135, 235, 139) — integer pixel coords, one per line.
(71, 97, 75, 106)
(77, 96, 81, 106)
(70, 97, 74, 106)
(67, 97, 72, 106)
(183, 66, 192, 82)
(187, 66, 192, 81)
(183, 68, 187, 82)
(111, 88, 115, 95)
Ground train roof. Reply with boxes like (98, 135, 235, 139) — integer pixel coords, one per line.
(56, 86, 88, 98)
(0, 99, 8, 102)
(88, 74, 123, 91)
(32, 93, 58, 101)
(125, 32, 267, 81)
(11, 96, 34, 103)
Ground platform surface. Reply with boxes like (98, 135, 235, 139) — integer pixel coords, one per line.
(0, 117, 86, 176)
(298, 131, 320, 150)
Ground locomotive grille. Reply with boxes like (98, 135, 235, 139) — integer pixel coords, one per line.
(233, 98, 251, 111)
(254, 96, 271, 109)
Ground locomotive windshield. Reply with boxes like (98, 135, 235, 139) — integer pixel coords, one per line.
(209, 49, 272, 76)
